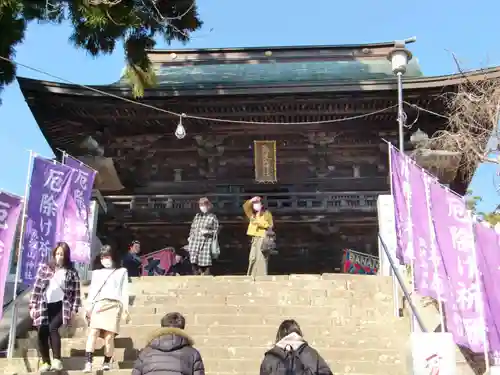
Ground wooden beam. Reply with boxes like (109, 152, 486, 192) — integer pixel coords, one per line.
(127, 177, 389, 194)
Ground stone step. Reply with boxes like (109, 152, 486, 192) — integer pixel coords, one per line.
(186, 313, 405, 328)
(129, 291, 393, 307)
(85, 277, 393, 294)
(19, 346, 403, 362)
(0, 356, 404, 375)
(127, 286, 393, 298)
(18, 333, 406, 351)
(125, 274, 393, 292)
(80, 276, 394, 303)
(125, 303, 394, 320)
(93, 313, 406, 328)
(41, 313, 406, 331)
(18, 304, 399, 334)
(130, 283, 392, 295)
(10, 373, 398, 375)
(205, 359, 404, 375)
(24, 324, 409, 341)
(125, 287, 394, 299)
(136, 286, 391, 297)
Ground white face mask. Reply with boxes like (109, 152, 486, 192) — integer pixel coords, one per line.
(253, 203, 262, 211)
(54, 248, 64, 267)
(55, 255, 64, 267)
(199, 206, 208, 213)
(101, 259, 113, 268)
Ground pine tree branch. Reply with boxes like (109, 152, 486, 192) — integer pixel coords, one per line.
(0, 0, 203, 103)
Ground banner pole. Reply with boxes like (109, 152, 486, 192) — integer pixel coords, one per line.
(7, 150, 34, 358)
(387, 142, 400, 318)
(424, 174, 446, 332)
(57, 148, 97, 173)
(470, 218, 490, 372)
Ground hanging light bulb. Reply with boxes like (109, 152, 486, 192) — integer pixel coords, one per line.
(175, 113, 187, 139)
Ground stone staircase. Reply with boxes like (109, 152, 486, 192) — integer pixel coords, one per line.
(1, 274, 410, 375)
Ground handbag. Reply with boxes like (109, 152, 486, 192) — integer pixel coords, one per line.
(261, 228, 277, 255)
(211, 232, 221, 260)
(86, 269, 118, 326)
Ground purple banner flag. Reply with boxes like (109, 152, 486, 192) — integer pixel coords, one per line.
(474, 223, 500, 359)
(0, 192, 22, 319)
(62, 154, 96, 263)
(391, 145, 490, 354)
(389, 145, 413, 263)
(391, 147, 447, 299)
(409, 169, 447, 299)
(20, 157, 73, 284)
(430, 182, 485, 352)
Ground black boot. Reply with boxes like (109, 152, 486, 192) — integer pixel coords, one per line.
(83, 352, 93, 373)
(102, 355, 112, 371)
(191, 264, 200, 275)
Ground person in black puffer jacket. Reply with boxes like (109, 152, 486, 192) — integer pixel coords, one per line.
(260, 319, 333, 375)
(132, 312, 205, 375)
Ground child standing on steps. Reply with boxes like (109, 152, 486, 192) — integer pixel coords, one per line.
(83, 245, 130, 372)
(132, 312, 205, 375)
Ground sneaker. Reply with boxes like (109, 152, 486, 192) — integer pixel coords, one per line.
(102, 361, 112, 371)
(51, 358, 63, 371)
(39, 363, 51, 372)
(83, 362, 93, 373)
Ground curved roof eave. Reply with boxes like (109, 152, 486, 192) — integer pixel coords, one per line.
(145, 40, 411, 55)
(17, 66, 500, 98)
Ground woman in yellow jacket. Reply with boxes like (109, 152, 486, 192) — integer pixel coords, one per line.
(243, 196, 274, 276)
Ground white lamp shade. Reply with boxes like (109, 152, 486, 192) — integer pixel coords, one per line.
(175, 124, 186, 139)
(389, 49, 410, 74)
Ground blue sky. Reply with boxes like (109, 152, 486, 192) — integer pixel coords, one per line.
(1, 0, 499, 212)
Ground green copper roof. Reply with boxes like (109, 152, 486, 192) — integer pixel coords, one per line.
(117, 58, 423, 88)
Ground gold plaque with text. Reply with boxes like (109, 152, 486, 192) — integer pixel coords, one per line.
(253, 140, 277, 183)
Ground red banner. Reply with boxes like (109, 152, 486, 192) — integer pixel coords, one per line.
(342, 249, 378, 275)
(140, 248, 175, 276)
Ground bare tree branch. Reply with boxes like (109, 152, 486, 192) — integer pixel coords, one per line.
(417, 63, 500, 180)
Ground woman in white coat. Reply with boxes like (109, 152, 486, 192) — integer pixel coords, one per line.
(83, 245, 130, 372)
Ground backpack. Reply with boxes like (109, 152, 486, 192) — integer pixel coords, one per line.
(283, 346, 312, 375)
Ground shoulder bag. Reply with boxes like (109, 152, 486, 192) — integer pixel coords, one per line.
(86, 269, 118, 325)
(211, 232, 220, 259)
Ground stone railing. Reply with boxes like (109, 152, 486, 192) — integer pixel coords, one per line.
(105, 191, 383, 216)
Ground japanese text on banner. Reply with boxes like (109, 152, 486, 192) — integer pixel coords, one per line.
(62, 155, 96, 263)
(473, 223, 500, 359)
(21, 157, 73, 284)
(0, 192, 22, 319)
(430, 171, 485, 352)
(389, 146, 412, 263)
(408, 164, 447, 299)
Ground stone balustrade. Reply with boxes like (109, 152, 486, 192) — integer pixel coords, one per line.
(105, 191, 383, 216)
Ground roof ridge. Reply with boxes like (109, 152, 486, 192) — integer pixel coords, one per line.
(145, 40, 413, 55)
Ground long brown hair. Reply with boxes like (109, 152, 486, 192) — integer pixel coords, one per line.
(275, 319, 303, 342)
(49, 241, 74, 269)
